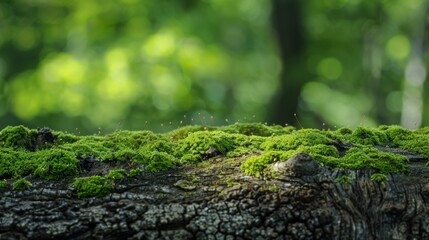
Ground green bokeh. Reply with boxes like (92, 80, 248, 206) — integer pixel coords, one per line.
(0, 0, 427, 132)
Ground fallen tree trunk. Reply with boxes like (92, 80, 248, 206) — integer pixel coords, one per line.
(1, 158, 429, 239)
(1, 124, 429, 239)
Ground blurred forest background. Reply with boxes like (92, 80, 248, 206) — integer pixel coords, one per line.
(0, 0, 428, 134)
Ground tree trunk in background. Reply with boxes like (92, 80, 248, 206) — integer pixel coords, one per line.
(362, 4, 388, 125)
(423, 8, 429, 125)
(268, 0, 307, 126)
(400, 7, 428, 129)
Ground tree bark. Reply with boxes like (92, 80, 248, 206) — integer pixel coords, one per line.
(1, 152, 429, 239)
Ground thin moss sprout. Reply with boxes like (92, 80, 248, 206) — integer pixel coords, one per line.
(336, 176, 353, 189)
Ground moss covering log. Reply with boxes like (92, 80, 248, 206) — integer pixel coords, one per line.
(1, 123, 429, 239)
(0, 124, 428, 198)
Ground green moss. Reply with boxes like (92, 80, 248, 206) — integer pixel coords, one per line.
(297, 144, 339, 158)
(0, 179, 8, 188)
(180, 153, 201, 163)
(146, 139, 175, 153)
(33, 149, 79, 180)
(220, 122, 293, 136)
(328, 146, 408, 174)
(261, 129, 332, 151)
(113, 149, 139, 162)
(268, 185, 279, 192)
(175, 131, 236, 162)
(371, 173, 388, 183)
(57, 129, 178, 173)
(224, 179, 239, 187)
(145, 151, 177, 172)
(0, 124, 426, 185)
(241, 139, 408, 178)
(336, 175, 353, 189)
(106, 130, 161, 149)
(0, 148, 78, 180)
(350, 127, 389, 145)
(167, 125, 215, 140)
(0, 149, 19, 178)
(128, 168, 143, 178)
(226, 134, 264, 157)
(0, 125, 36, 150)
(414, 126, 429, 135)
(241, 151, 295, 177)
(12, 177, 32, 190)
(226, 147, 253, 157)
(241, 128, 341, 177)
(336, 127, 353, 135)
(54, 131, 80, 144)
(106, 169, 127, 180)
(379, 125, 429, 157)
(72, 176, 114, 198)
(60, 141, 104, 157)
(5, 152, 36, 178)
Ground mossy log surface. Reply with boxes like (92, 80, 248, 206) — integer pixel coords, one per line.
(1, 124, 429, 239)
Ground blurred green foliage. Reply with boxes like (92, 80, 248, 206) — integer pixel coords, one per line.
(0, 0, 279, 133)
(300, 0, 429, 128)
(0, 0, 428, 133)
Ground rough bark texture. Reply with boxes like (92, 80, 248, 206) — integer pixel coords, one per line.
(1, 154, 429, 240)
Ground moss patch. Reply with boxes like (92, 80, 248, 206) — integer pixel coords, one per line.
(72, 176, 114, 198)
(241, 151, 290, 177)
(371, 173, 388, 183)
(350, 127, 389, 146)
(175, 131, 236, 163)
(128, 168, 143, 178)
(12, 178, 32, 190)
(381, 125, 429, 158)
(220, 122, 294, 136)
(1, 124, 428, 196)
(106, 169, 127, 180)
(336, 176, 353, 189)
(241, 126, 414, 177)
(0, 125, 37, 150)
(33, 149, 79, 180)
(0, 179, 8, 188)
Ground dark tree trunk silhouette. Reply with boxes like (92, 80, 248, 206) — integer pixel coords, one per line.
(268, 0, 308, 125)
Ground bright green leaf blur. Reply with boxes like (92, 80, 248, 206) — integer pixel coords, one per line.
(0, 0, 428, 132)
(317, 57, 343, 80)
(386, 35, 411, 60)
(0, 0, 279, 133)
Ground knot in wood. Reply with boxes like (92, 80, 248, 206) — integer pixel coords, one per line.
(271, 152, 320, 177)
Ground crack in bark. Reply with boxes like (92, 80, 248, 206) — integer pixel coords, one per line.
(1, 159, 429, 239)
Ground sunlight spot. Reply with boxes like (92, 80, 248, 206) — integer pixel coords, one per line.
(142, 31, 176, 59)
(317, 57, 343, 80)
(42, 54, 85, 84)
(386, 35, 410, 60)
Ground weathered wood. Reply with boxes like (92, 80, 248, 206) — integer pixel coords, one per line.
(1, 156, 429, 239)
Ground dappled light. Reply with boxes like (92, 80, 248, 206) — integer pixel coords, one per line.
(0, 0, 427, 133)
(316, 57, 343, 81)
(301, 81, 374, 127)
(2, 2, 429, 239)
(385, 35, 411, 61)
